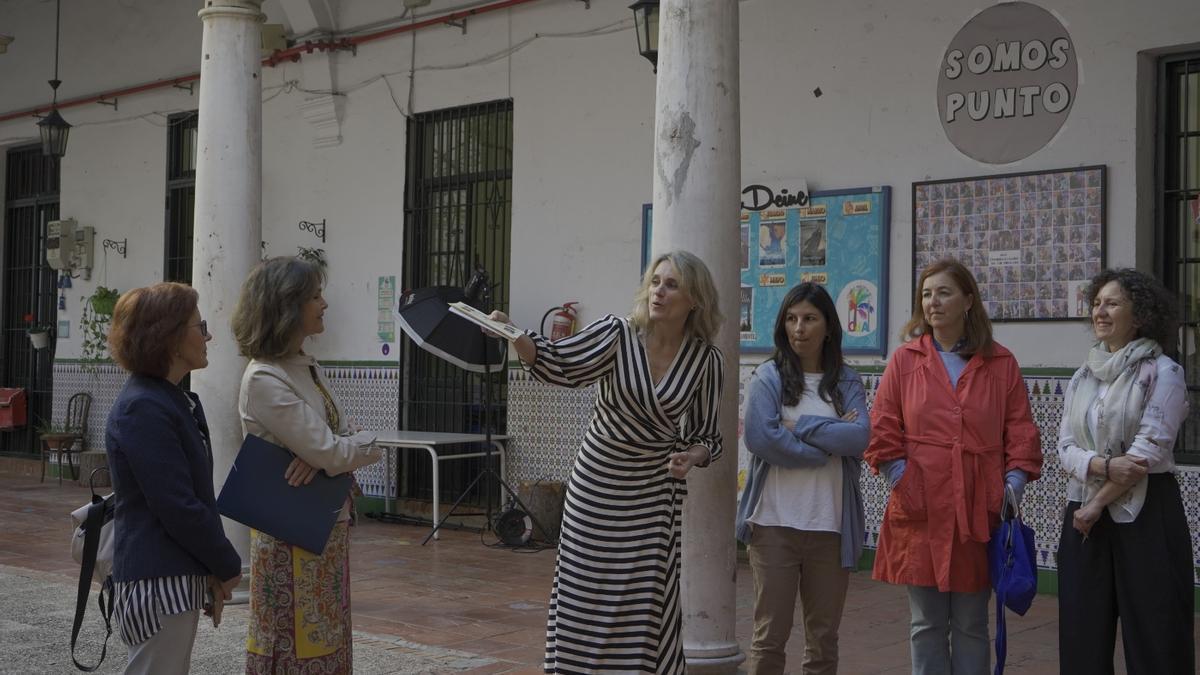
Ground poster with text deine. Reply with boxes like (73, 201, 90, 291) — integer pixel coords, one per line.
(641, 186, 890, 355)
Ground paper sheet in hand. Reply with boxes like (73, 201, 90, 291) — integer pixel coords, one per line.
(448, 302, 526, 342)
(217, 434, 351, 555)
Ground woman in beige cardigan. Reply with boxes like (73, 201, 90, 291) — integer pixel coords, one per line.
(231, 256, 381, 674)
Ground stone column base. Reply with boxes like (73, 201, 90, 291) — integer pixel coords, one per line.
(684, 646, 746, 674)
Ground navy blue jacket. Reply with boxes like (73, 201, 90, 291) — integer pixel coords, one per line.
(106, 375, 241, 583)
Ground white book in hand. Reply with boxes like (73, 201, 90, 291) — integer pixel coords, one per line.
(448, 302, 525, 342)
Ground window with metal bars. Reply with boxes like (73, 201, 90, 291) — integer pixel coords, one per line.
(401, 100, 513, 505)
(1, 145, 59, 455)
(164, 111, 197, 283)
(1159, 53, 1200, 465)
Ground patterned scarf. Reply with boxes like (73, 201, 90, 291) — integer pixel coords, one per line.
(1066, 337, 1160, 520)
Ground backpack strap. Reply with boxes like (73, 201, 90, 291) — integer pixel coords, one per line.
(70, 492, 113, 672)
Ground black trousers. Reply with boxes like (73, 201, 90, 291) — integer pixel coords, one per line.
(1057, 473, 1195, 675)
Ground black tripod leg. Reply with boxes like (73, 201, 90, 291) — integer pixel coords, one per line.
(491, 470, 558, 545)
(421, 470, 488, 546)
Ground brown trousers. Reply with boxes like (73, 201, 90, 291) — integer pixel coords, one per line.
(747, 526, 850, 675)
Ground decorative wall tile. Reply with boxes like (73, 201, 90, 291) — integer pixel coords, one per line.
(324, 366, 400, 498)
(506, 368, 592, 485)
(50, 363, 128, 463)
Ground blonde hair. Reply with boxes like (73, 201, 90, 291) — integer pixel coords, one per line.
(629, 250, 722, 343)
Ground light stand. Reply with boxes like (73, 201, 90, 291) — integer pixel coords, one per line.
(410, 266, 555, 547)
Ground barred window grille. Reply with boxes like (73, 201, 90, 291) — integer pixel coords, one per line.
(1160, 53, 1200, 465)
(401, 100, 513, 505)
(164, 111, 197, 283)
(2, 145, 59, 455)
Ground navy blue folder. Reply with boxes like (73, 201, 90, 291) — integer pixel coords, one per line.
(217, 434, 352, 555)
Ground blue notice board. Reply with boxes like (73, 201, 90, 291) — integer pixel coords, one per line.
(642, 186, 890, 355)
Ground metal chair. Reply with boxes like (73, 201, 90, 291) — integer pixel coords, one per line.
(40, 392, 91, 484)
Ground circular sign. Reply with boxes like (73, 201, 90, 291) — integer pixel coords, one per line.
(937, 2, 1077, 164)
(836, 280, 879, 338)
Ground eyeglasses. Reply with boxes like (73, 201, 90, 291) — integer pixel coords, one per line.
(193, 320, 208, 338)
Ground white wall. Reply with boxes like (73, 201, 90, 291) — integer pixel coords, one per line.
(58, 108, 169, 331)
(507, 2, 657, 333)
(739, 0, 1200, 366)
(3, 0, 1199, 367)
(259, 54, 409, 361)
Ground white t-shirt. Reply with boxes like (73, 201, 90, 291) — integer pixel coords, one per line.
(749, 373, 843, 533)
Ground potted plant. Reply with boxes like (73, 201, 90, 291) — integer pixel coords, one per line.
(89, 286, 120, 316)
(35, 419, 77, 447)
(27, 324, 53, 350)
(297, 246, 327, 269)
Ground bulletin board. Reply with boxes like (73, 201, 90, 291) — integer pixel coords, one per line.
(912, 165, 1106, 321)
(641, 186, 891, 355)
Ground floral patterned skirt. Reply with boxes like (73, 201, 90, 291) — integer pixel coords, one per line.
(246, 521, 352, 675)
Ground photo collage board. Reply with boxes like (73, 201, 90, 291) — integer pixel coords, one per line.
(643, 186, 891, 355)
(912, 165, 1106, 322)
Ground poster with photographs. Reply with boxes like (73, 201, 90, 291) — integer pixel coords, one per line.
(643, 186, 891, 354)
(912, 166, 1105, 322)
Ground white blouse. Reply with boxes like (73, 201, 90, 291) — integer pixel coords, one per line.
(1056, 354, 1188, 518)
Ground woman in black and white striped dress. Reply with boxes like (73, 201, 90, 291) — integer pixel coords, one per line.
(490, 250, 724, 673)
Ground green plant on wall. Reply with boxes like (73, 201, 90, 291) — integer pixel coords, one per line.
(34, 418, 75, 437)
(90, 286, 119, 316)
(79, 290, 115, 374)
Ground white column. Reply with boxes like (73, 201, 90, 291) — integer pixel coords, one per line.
(191, 0, 265, 590)
(650, 0, 743, 672)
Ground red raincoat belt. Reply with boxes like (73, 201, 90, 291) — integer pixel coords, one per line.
(907, 434, 1001, 544)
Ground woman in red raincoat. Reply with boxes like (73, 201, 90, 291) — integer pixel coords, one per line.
(865, 259, 1042, 674)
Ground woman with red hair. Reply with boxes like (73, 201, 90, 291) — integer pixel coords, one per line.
(106, 282, 242, 674)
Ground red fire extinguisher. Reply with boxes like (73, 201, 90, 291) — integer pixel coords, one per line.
(542, 302, 579, 341)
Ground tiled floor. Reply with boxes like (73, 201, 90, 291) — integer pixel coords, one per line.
(2, 473, 1192, 673)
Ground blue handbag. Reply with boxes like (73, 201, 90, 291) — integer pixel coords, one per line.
(988, 485, 1037, 675)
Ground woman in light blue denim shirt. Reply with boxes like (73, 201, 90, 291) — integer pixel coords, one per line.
(735, 283, 869, 675)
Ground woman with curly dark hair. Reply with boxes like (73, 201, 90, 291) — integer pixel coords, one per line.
(1057, 268, 1194, 674)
